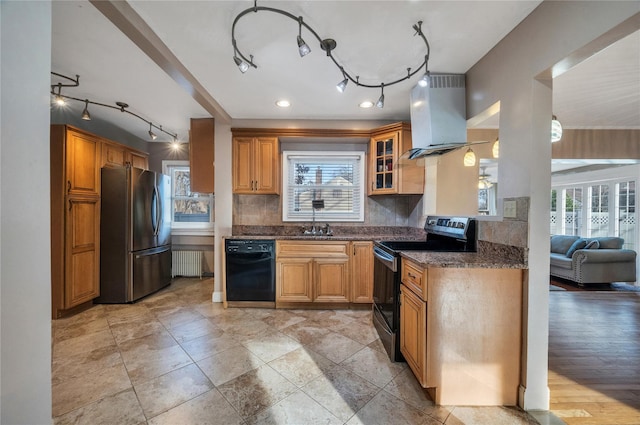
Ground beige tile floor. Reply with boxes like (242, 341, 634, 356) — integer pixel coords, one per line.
(52, 278, 553, 425)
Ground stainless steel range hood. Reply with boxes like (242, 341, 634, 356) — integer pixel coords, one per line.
(407, 74, 469, 159)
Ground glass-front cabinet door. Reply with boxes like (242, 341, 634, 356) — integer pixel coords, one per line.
(368, 122, 423, 196)
(370, 133, 398, 194)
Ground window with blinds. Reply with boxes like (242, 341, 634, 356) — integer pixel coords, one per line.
(282, 151, 365, 222)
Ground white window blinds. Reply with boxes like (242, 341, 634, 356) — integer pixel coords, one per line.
(282, 151, 365, 222)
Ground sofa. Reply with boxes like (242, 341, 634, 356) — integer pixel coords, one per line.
(550, 235, 637, 285)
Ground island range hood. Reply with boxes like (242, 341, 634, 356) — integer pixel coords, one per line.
(407, 74, 471, 159)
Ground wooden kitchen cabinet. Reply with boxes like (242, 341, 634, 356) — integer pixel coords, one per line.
(369, 122, 424, 195)
(189, 117, 214, 193)
(314, 258, 350, 303)
(51, 125, 102, 318)
(101, 141, 148, 170)
(127, 150, 148, 170)
(399, 258, 523, 405)
(350, 241, 373, 303)
(232, 136, 279, 194)
(278, 257, 313, 302)
(400, 283, 427, 384)
(276, 241, 350, 305)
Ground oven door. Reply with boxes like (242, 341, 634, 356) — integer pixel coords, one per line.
(372, 245, 404, 362)
(372, 246, 398, 331)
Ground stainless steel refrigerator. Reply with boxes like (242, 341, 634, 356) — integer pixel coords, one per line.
(96, 166, 172, 303)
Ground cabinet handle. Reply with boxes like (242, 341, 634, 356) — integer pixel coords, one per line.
(408, 272, 416, 279)
(67, 180, 71, 193)
(371, 181, 374, 191)
(68, 200, 72, 211)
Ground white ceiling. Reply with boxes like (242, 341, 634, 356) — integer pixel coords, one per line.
(50, 1, 639, 144)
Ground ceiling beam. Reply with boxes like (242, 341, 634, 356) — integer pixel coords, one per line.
(90, 0, 231, 124)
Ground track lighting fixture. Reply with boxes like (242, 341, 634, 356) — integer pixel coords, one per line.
(231, 2, 431, 108)
(551, 115, 563, 143)
(51, 72, 178, 141)
(417, 61, 430, 88)
(463, 147, 476, 167)
(336, 67, 348, 93)
(296, 17, 311, 57)
(148, 123, 157, 140)
(376, 84, 385, 109)
(233, 55, 250, 73)
(81, 99, 91, 121)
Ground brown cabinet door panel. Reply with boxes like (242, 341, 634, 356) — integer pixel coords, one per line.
(67, 131, 100, 196)
(232, 137, 254, 193)
(351, 241, 373, 303)
(65, 197, 100, 308)
(277, 258, 313, 302)
(400, 284, 427, 387)
(314, 258, 349, 303)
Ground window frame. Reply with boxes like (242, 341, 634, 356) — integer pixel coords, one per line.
(162, 160, 214, 234)
(281, 151, 365, 222)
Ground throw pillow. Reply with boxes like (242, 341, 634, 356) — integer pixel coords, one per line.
(584, 239, 600, 249)
(566, 238, 587, 257)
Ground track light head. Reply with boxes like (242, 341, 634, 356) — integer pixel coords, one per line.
(297, 35, 311, 57)
(233, 55, 249, 73)
(336, 78, 348, 93)
(417, 71, 430, 88)
(81, 100, 91, 121)
(296, 17, 311, 57)
(376, 84, 385, 108)
(148, 123, 157, 140)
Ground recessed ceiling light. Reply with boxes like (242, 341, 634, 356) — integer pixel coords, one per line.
(276, 100, 291, 108)
(359, 101, 374, 109)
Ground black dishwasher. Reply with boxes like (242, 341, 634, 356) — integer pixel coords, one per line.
(225, 239, 275, 302)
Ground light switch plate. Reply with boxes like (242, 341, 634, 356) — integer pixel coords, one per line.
(504, 200, 517, 218)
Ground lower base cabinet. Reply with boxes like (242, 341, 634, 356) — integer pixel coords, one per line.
(276, 240, 371, 306)
(399, 283, 427, 384)
(400, 258, 523, 406)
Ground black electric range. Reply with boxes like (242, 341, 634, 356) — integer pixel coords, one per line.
(372, 216, 477, 362)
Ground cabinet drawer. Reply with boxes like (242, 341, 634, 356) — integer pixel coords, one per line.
(402, 259, 427, 301)
(276, 241, 349, 258)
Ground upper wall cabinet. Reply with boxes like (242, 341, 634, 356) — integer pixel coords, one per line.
(189, 118, 215, 193)
(101, 140, 148, 170)
(369, 122, 424, 195)
(232, 136, 280, 194)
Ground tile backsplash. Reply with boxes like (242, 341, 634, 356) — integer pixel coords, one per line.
(233, 194, 423, 227)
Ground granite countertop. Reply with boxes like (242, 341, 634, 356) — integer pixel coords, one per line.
(401, 250, 527, 269)
(224, 234, 423, 241)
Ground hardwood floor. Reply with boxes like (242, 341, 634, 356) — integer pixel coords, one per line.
(549, 291, 640, 424)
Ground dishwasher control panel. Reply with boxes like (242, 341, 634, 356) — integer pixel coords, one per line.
(225, 239, 274, 254)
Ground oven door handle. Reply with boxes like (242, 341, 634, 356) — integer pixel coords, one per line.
(373, 246, 397, 272)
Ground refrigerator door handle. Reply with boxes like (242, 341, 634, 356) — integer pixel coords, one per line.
(151, 186, 158, 236)
(155, 185, 162, 236)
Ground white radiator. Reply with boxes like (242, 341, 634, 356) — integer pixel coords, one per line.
(172, 250, 203, 278)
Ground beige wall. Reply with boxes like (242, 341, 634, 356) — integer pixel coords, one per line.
(552, 129, 640, 159)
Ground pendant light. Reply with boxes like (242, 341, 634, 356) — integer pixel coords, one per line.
(551, 115, 563, 143)
(463, 147, 476, 167)
(492, 137, 499, 158)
